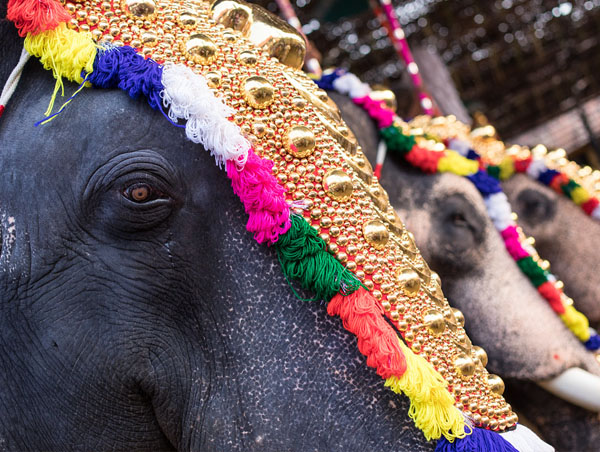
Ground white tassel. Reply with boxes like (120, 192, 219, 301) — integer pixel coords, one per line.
(161, 64, 249, 168)
(332, 73, 371, 99)
(592, 204, 600, 220)
(525, 158, 547, 179)
(448, 138, 471, 156)
(484, 192, 513, 231)
(500, 424, 554, 452)
(0, 47, 30, 110)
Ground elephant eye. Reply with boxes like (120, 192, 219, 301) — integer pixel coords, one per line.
(124, 183, 162, 203)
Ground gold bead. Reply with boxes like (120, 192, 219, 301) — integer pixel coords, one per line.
(141, 30, 158, 46)
(396, 268, 421, 297)
(122, 0, 156, 19)
(239, 50, 258, 65)
(473, 346, 488, 367)
(292, 97, 306, 110)
(323, 169, 353, 202)
(454, 353, 476, 378)
(284, 126, 316, 158)
(362, 220, 389, 250)
(487, 374, 505, 396)
(205, 71, 221, 88)
(423, 309, 445, 335)
(241, 76, 275, 109)
(452, 307, 465, 328)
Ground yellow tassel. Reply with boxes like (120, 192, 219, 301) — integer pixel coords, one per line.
(571, 186, 591, 206)
(24, 23, 97, 84)
(498, 156, 515, 180)
(385, 339, 467, 441)
(438, 151, 479, 176)
(560, 305, 591, 341)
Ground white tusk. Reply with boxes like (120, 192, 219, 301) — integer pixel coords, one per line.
(538, 367, 600, 412)
(501, 423, 554, 452)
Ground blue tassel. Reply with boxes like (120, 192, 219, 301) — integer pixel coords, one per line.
(538, 168, 560, 185)
(315, 68, 344, 91)
(585, 333, 600, 351)
(466, 149, 480, 161)
(435, 428, 518, 452)
(87, 46, 164, 111)
(468, 170, 503, 196)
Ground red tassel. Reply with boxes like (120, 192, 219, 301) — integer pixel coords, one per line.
(537, 281, 566, 314)
(549, 173, 569, 193)
(7, 0, 71, 37)
(513, 156, 532, 173)
(582, 197, 599, 215)
(405, 146, 444, 174)
(327, 288, 407, 379)
(0, 105, 5, 118)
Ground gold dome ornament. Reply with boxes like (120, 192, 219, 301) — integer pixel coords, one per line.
(184, 33, 217, 65)
(122, 0, 157, 20)
(363, 220, 390, 250)
(242, 76, 275, 109)
(284, 126, 316, 158)
(454, 353, 477, 378)
(487, 374, 506, 396)
(324, 169, 354, 202)
(423, 309, 446, 335)
(397, 268, 421, 296)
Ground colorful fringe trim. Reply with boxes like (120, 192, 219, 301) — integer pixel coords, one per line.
(317, 69, 600, 351)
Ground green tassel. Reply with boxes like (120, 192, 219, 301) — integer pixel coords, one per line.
(561, 179, 580, 197)
(516, 256, 548, 288)
(276, 215, 362, 301)
(487, 165, 501, 180)
(380, 126, 416, 154)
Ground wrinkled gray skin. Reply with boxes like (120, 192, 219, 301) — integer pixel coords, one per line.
(0, 20, 435, 452)
(503, 174, 600, 325)
(327, 93, 600, 451)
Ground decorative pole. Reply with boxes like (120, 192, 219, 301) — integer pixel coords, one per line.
(371, 0, 436, 115)
(274, 0, 323, 76)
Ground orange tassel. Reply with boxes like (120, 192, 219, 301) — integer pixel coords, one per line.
(328, 288, 407, 379)
(7, 0, 71, 37)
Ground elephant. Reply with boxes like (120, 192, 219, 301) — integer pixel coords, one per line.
(323, 91, 600, 451)
(503, 173, 600, 326)
(0, 4, 569, 450)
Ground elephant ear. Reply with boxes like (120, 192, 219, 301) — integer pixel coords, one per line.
(1, 0, 23, 88)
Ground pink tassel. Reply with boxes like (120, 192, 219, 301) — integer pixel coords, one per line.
(226, 149, 291, 245)
(500, 226, 530, 260)
(353, 95, 395, 129)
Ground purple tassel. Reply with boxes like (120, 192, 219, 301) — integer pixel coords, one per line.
(435, 428, 518, 452)
(87, 46, 164, 111)
(467, 170, 503, 196)
(466, 149, 480, 161)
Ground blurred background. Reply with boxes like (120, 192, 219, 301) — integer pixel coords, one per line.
(254, 0, 600, 167)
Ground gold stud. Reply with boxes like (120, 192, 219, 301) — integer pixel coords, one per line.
(242, 76, 275, 109)
(205, 71, 222, 88)
(454, 353, 476, 378)
(185, 33, 218, 65)
(211, 0, 253, 36)
(323, 169, 353, 202)
(397, 268, 420, 296)
(452, 307, 465, 328)
(362, 220, 389, 250)
(239, 51, 258, 65)
(423, 309, 445, 335)
(292, 97, 306, 110)
(122, 0, 156, 19)
(473, 346, 488, 367)
(284, 126, 316, 158)
(487, 374, 505, 396)
(178, 11, 201, 29)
